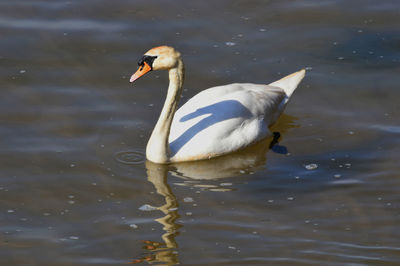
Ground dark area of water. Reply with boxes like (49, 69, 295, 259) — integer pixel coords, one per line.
(1, 0, 400, 265)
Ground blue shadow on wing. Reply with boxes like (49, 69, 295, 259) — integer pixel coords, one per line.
(170, 100, 253, 156)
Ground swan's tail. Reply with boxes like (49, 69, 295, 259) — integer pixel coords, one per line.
(267, 69, 306, 125)
(269, 69, 306, 100)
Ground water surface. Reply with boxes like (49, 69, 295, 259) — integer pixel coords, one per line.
(1, 0, 400, 265)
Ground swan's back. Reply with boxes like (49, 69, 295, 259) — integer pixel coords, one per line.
(168, 69, 305, 162)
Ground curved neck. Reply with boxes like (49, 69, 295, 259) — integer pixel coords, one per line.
(146, 60, 184, 163)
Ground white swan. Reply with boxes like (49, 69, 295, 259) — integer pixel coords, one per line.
(130, 46, 305, 164)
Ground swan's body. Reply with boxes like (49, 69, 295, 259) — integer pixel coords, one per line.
(130, 46, 305, 164)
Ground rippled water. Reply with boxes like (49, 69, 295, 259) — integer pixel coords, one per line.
(1, 0, 400, 265)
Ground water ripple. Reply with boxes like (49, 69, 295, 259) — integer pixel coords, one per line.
(113, 150, 145, 165)
(0, 17, 126, 31)
(370, 124, 400, 134)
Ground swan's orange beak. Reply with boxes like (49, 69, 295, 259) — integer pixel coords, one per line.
(130, 62, 152, 83)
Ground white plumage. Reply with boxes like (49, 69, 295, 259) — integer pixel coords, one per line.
(130, 46, 305, 163)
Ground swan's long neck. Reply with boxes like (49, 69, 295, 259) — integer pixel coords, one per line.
(146, 59, 184, 163)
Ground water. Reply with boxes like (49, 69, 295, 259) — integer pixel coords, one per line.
(1, 0, 400, 264)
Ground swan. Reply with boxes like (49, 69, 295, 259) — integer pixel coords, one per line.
(130, 46, 305, 164)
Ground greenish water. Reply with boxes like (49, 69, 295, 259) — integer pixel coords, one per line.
(1, 0, 400, 265)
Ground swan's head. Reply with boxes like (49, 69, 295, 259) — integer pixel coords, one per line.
(130, 46, 181, 82)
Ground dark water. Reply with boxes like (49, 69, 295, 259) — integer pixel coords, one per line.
(1, 0, 400, 265)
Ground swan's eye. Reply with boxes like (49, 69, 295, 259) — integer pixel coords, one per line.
(137, 59, 145, 68)
(137, 55, 158, 70)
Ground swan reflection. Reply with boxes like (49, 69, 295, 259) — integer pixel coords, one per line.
(131, 114, 298, 264)
(129, 162, 180, 265)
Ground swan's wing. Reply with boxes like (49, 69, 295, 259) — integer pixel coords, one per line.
(168, 83, 286, 162)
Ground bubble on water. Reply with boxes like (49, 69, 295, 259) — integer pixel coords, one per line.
(19, 70, 26, 74)
(334, 174, 342, 178)
(68, 195, 75, 199)
(68, 200, 75, 204)
(304, 163, 318, 170)
(129, 224, 138, 229)
(259, 28, 266, 32)
(337, 57, 345, 60)
(69, 236, 79, 240)
(7, 210, 15, 213)
(70, 164, 75, 168)
(287, 197, 294, 201)
(239, 170, 245, 174)
(305, 66, 313, 70)
(186, 212, 192, 216)
(139, 204, 158, 211)
(225, 42, 236, 46)
(220, 183, 232, 186)
(183, 197, 194, 203)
